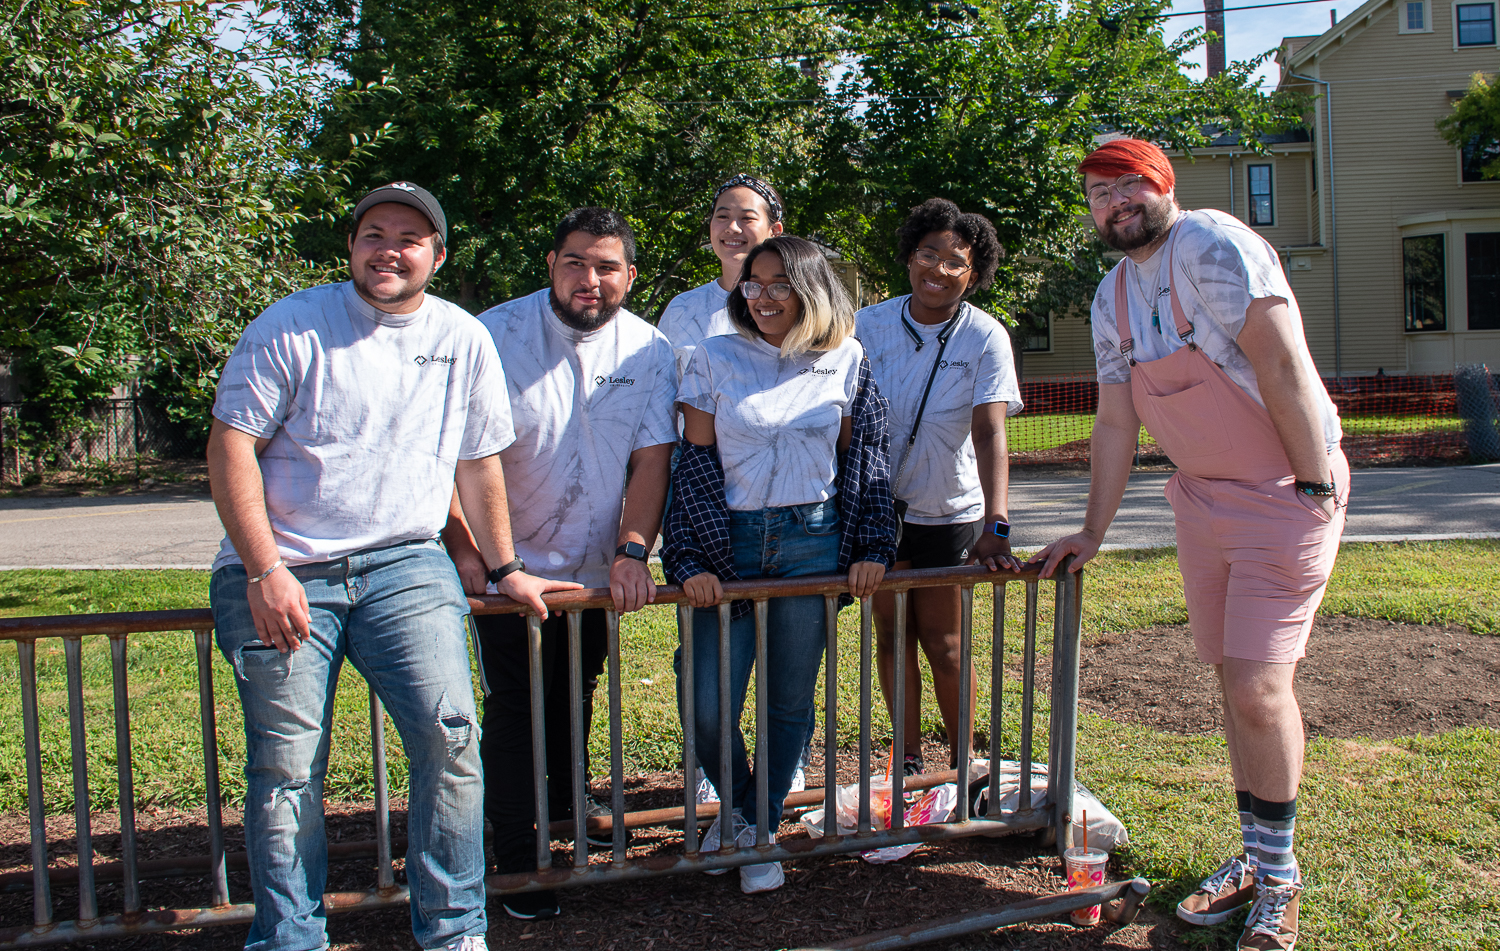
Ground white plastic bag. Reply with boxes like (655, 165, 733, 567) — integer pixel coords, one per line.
(969, 760, 1129, 852)
(800, 781, 959, 864)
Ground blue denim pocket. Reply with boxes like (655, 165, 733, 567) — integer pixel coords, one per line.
(794, 498, 841, 536)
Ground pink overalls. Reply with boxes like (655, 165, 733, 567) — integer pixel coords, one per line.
(1114, 227, 1348, 666)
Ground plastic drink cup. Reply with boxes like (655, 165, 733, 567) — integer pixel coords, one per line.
(1063, 846, 1109, 926)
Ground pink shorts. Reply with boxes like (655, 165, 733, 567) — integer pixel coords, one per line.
(1165, 449, 1349, 665)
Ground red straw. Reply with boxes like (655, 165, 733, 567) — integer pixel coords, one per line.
(1082, 809, 1088, 852)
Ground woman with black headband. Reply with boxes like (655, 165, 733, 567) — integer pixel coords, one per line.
(854, 198, 1024, 778)
(658, 174, 786, 382)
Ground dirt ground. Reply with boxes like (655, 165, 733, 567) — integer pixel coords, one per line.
(3, 615, 1496, 950)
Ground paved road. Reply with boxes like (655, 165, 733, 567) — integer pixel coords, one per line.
(1, 464, 1497, 568)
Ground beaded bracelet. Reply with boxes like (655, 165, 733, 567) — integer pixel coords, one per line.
(247, 559, 285, 584)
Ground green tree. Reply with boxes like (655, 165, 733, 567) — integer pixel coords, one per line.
(1438, 71, 1500, 181)
(0, 0, 380, 458)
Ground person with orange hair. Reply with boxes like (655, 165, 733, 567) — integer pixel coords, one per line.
(1033, 138, 1347, 951)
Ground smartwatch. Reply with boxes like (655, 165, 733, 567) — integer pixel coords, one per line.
(615, 541, 649, 562)
(487, 558, 525, 585)
(989, 519, 1011, 540)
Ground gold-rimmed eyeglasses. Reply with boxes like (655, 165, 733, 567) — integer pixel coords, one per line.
(1086, 174, 1145, 210)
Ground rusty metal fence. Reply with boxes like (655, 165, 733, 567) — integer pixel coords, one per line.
(0, 563, 1148, 949)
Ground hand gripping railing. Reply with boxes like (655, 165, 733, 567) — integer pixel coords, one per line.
(0, 559, 1148, 949)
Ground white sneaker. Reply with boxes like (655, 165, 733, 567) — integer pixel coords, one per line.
(700, 809, 747, 875)
(695, 766, 720, 804)
(789, 765, 806, 793)
(444, 937, 488, 951)
(737, 823, 784, 894)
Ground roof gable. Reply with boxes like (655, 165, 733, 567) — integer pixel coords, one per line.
(1282, 0, 1397, 75)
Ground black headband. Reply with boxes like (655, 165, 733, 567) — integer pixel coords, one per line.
(713, 173, 783, 223)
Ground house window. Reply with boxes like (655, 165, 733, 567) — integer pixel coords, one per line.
(1016, 311, 1051, 352)
(1247, 164, 1273, 226)
(1462, 134, 1500, 181)
(1403, 234, 1446, 332)
(1467, 232, 1500, 329)
(1457, 2, 1496, 45)
(1401, 0, 1430, 30)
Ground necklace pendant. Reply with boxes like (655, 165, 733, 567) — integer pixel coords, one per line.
(1151, 304, 1161, 332)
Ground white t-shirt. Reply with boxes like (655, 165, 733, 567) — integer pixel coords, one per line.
(657, 279, 735, 381)
(477, 290, 677, 587)
(1091, 210, 1342, 451)
(678, 333, 863, 511)
(211, 282, 514, 572)
(856, 297, 1024, 525)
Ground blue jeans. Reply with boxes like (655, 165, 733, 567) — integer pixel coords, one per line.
(685, 499, 840, 827)
(212, 540, 485, 951)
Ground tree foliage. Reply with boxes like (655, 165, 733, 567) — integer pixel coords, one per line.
(1437, 71, 1500, 181)
(0, 0, 378, 453)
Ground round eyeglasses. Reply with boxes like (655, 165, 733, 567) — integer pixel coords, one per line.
(740, 281, 793, 301)
(1086, 174, 1145, 209)
(911, 248, 973, 276)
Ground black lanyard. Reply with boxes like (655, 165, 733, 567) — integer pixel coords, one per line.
(894, 299, 964, 488)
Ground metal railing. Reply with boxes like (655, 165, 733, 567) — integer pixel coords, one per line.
(0, 562, 1148, 949)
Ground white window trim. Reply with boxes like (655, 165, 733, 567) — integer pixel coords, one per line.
(1246, 161, 1276, 228)
(1454, 0, 1498, 48)
(1400, 0, 1433, 31)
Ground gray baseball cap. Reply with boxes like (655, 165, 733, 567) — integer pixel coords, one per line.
(352, 182, 447, 243)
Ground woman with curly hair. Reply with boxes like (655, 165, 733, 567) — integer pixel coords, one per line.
(855, 198, 1024, 776)
(663, 234, 897, 894)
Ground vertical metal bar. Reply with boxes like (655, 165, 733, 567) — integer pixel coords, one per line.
(1018, 583, 1039, 813)
(527, 614, 551, 871)
(607, 610, 626, 865)
(858, 597, 873, 835)
(890, 590, 906, 832)
(717, 601, 733, 854)
(64, 637, 97, 922)
(369, 687, 394, 891)
(195, 629, 229, 906)
(679, 603, 698, 855)
(987, 583, 1005, 818)
(567, 611, 588, 870)
(109, 635, 140, 914)
(753, 599, 769, 846)
(19, 640, 53, 927)
(822, 595, 839, 839)
(955, 586, 973, 824)
(1051, 561, 1084, 854)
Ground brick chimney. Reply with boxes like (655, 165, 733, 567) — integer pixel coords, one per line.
(1205, 0, 1226, 77)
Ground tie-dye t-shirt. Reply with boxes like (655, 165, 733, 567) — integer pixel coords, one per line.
(211, 282, 515, 571)
(1090, 209, 1341, 452)
(658, 279, 735, 382)
(477, 289, 678, 587)
(677, 333, 863, 511)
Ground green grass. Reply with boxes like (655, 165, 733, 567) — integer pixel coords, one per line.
(1339, 415, 1464, 436)
(1003, 412, 1464, 454)
(2, 541, 1498, 948)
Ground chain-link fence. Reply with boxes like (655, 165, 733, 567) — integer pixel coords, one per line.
(0, 399, 206, 487)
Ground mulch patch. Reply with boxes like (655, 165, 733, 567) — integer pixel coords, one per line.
(3, 615, 1494, 949)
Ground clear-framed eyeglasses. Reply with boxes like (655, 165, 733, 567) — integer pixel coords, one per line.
(1086, 174, 1145, 209)
(911, 248, 973, 276)
(741, 281, 794, 301)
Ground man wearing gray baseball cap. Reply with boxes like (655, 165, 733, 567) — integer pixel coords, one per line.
(207, 182, 578, 951)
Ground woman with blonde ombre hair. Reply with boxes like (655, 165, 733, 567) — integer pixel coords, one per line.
(662, 234, 897, 895)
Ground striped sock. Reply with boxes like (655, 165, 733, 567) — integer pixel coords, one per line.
(1236, 789, 1258, 869)
(1251, 795, 1299, 885)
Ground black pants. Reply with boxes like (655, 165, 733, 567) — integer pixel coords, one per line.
(472, 609, 607, 874)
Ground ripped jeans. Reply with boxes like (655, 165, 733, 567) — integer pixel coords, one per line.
(211, 540, 485, 951)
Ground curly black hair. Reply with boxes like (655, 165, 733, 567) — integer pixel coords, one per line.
(893, 198, 1003, 296)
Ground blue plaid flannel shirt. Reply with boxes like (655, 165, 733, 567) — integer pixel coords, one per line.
(661, 355, 898, 618)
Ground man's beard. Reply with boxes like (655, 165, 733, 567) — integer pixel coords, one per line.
(550, 289, 621, 332)
(1098, 195, 1176, 253)
(351, 261, 437, 307)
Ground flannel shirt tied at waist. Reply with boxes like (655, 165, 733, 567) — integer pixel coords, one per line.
(661, 354, 898, 619)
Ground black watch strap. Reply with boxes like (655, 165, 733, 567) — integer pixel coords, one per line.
(1294, 480, 1337, 497)
(487, 558, 525, 585)
(615, 541, 649, 562)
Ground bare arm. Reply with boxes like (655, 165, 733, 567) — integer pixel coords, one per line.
(206, 418, 310, 651)
(1032, 382, 1139, 577)
(967, 401, 1022, 572)
(611, 441, 673, 612)
(1236, 296, 1335, 515)
(454, 454, 583, 618)
(442, 489, 489, 595)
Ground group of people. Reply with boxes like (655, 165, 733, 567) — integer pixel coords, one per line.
(208, 137, 1343, 951)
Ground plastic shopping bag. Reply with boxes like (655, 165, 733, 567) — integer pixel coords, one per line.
(799, 781, 959, 864)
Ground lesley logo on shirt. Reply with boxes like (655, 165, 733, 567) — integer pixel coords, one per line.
(938, 359, 970, 370)
(594, 375, 636, 386)
(414, 355, 457, 367)
(798, 367, 837, 376)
